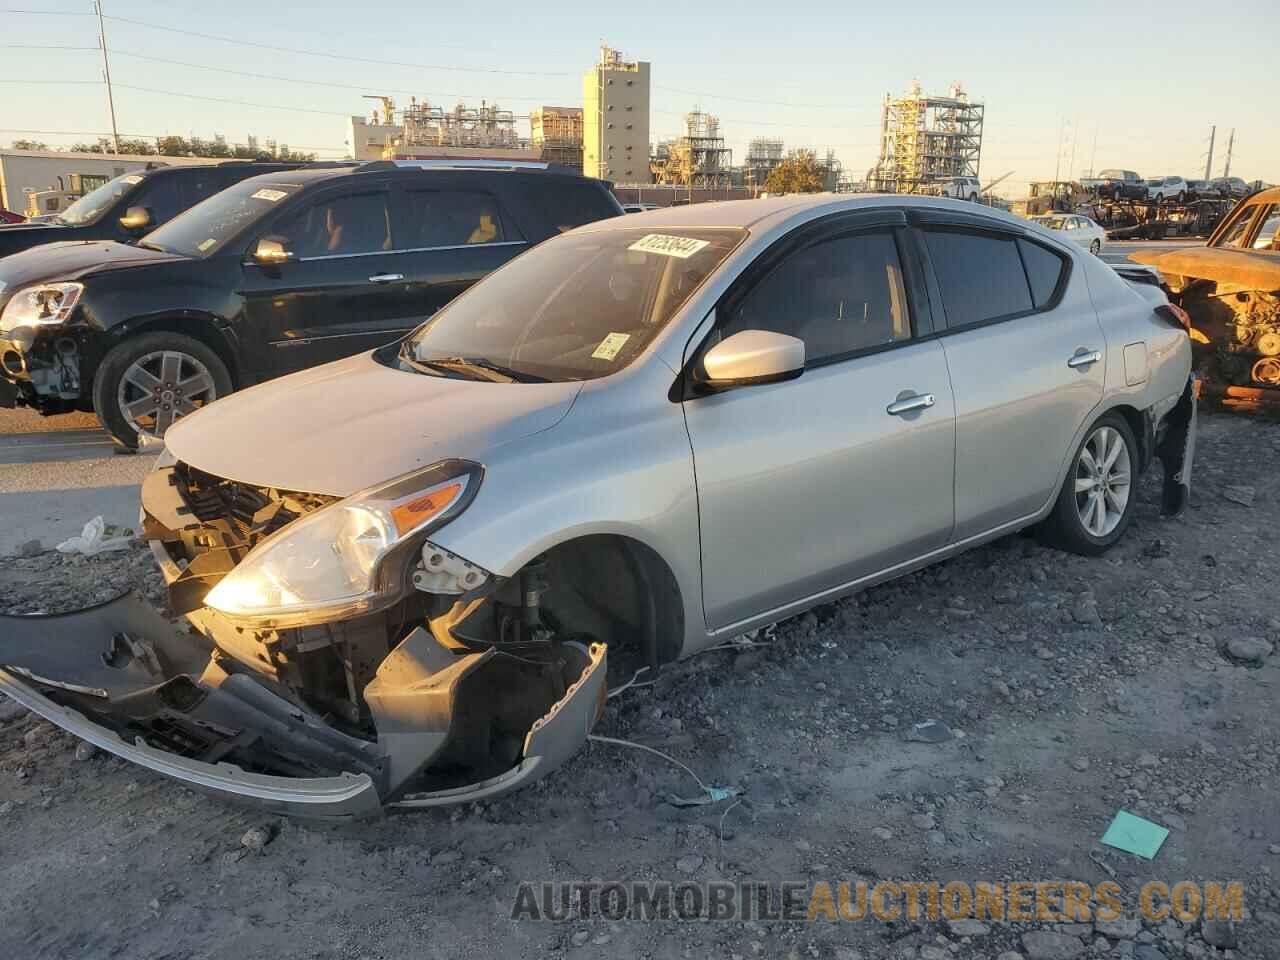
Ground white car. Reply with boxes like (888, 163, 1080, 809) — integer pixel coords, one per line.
(1031, 214, 1107, 255)
(1145, 176, 1188, 205)
(940, 176, 982, 201)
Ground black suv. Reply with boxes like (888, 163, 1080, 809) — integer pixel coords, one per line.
(0, 161, 303, 259)
(0, 161, 622, 446)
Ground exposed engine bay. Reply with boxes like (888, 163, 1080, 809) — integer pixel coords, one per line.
(0, 460, 625, 817)
(1168, 279, 1280, 387)
(1129, 245, 1280, 389)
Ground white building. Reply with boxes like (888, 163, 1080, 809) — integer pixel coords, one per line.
(582, 45, 651, 184)
(0, 149, 211, 216)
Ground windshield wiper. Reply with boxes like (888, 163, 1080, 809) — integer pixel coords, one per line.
(428, 356, 548, 383)
(136, 240, 167, 253)
(397, 344, 546, 383)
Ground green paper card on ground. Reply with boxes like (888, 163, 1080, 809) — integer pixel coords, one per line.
(1101, 810, 1169, 860)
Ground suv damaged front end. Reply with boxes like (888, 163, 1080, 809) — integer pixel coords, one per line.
(0, 455, 606, 818)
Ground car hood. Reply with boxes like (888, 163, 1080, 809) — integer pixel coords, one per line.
(163, 350, 584, 497)
(1129, 247, 1280, 289)
(0, 240, 186, 292)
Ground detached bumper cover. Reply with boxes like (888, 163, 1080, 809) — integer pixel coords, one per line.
(0, 594, 607, 817)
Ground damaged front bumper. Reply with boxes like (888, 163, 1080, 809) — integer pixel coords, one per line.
(0, 592, 606, 818)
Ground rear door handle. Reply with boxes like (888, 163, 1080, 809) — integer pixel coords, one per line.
(1067, 349, 1102, 368)
(886, 393, 935, 416)
(368, 273, 404, 283)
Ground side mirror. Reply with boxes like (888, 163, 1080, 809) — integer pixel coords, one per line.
(252, 237, 293, 265)
(119, 205, 152, 231)
(699, 329, 805, 391)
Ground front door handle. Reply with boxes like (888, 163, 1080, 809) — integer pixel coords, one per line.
(1067, 349, 1102, 368)
(886, 393, 935, 416)
(368, 273, 404, 283)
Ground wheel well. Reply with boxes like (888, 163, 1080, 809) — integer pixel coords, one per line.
(117, 316, 240, 387)
(1107, 403, 1151, 471)
(530, 534, 684, 672)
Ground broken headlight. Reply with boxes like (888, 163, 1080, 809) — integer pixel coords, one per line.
(0, 282, 84, 332)
(204, 460, 483, 626)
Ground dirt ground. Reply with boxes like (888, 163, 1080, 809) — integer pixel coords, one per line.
(1, 409, 1278, 960)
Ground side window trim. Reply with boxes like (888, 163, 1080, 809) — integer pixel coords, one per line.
(912, 224, 1071, 334)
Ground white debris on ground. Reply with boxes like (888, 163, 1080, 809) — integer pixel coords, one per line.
(0, 411, 1277, 959)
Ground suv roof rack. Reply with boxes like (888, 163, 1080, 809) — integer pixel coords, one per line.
(358, 159, 571, 174)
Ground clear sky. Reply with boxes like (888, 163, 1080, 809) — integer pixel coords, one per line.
(2, 0, 1276, 195)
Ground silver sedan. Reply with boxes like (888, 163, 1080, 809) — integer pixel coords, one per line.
(0, 195, 1197, 816)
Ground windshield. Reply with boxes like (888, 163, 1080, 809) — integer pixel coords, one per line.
(391, 227, 745, 383)
(56, 172, 144, 226)
(142, 179, 304, 258)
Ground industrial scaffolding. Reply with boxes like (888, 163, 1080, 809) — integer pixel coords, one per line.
(398, 97, 521, 150)
(653, 111, 733, 188)
(870, 81, 984, 194)
(744, 137, 784, 189)
(530, 106, 584, 170)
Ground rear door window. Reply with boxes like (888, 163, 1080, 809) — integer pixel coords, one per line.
(527, 180, 620, 234)
(273, 190, 393, 258)
(403, 190, 515, 248)
(1017, 238, 1068, 308)
(923, 230, 1034, 328)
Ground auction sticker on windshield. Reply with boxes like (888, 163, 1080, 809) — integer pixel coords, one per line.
(628, 234, 711, 259)
(251, 188, 289, 202)
(591, 332, 631, 361)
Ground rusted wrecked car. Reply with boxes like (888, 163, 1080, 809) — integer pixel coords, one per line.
(1130, 187, 1280, 387)
(0, 196, 1195, 817)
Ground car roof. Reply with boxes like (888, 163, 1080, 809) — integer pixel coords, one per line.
(571, 193, 1035, 236)
(231, 161, 602, 192)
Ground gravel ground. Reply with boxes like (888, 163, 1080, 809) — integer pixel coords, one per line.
(1, 410, 1278, 960)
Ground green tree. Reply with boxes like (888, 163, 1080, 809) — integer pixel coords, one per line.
(11, 139, 49, 150)
(764, 149, 827, 195)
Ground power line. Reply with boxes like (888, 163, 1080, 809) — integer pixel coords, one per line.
(100, 13, 577, 78)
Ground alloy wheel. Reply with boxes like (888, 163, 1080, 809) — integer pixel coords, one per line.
(1073, 425, 1131, 537)
(116, 349, 218, 441)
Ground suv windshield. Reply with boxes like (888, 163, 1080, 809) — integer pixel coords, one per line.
(391, 226, 745, 383)
(142, 179, 304, 258)
(56, 172, 145, 226)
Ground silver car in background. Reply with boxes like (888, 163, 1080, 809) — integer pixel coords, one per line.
(0, 195, 1197, 817)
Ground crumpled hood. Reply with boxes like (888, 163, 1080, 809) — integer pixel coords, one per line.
(163, 350, 583, 496)
(0, 240, 186, 295)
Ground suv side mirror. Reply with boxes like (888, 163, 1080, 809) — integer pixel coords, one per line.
(252, 237, 294, 265)
(119, 205, 152, 231)
(699, 330, 805, 391)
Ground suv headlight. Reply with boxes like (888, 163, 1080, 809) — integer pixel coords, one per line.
(0, 282, 84, 333)
(204, 459, 483, 626)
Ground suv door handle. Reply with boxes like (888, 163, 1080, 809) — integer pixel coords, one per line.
(1067, 349, 1102, 368)
(368, 273, 404, 283)
(886, 393, 935, 416)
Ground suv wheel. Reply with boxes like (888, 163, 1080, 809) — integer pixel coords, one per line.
(93, 332, 232, 448)
(1041, 413, 1137, 556)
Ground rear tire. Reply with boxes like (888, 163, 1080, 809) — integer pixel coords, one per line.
(1040, 412, 1138, 556)
(93, 332, 232, 449)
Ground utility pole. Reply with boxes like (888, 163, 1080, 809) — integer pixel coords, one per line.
(94, 0, 121, 154)
(1204, 125, 1216, 180)
(1052, 118, 1065, 183)
(1066, 115, 1079, 182)
(1222, 129, 1235, 177)
(1088, 123, 1098, 178)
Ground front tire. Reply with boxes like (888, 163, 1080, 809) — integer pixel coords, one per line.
(1176, 191, 1186, 204)
(1041, 413, 1137, 556)
(93, 332, 232, 449)
(1089, 239, 1101, 255)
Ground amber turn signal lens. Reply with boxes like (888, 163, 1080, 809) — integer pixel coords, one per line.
(390, 481, 463, 536)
